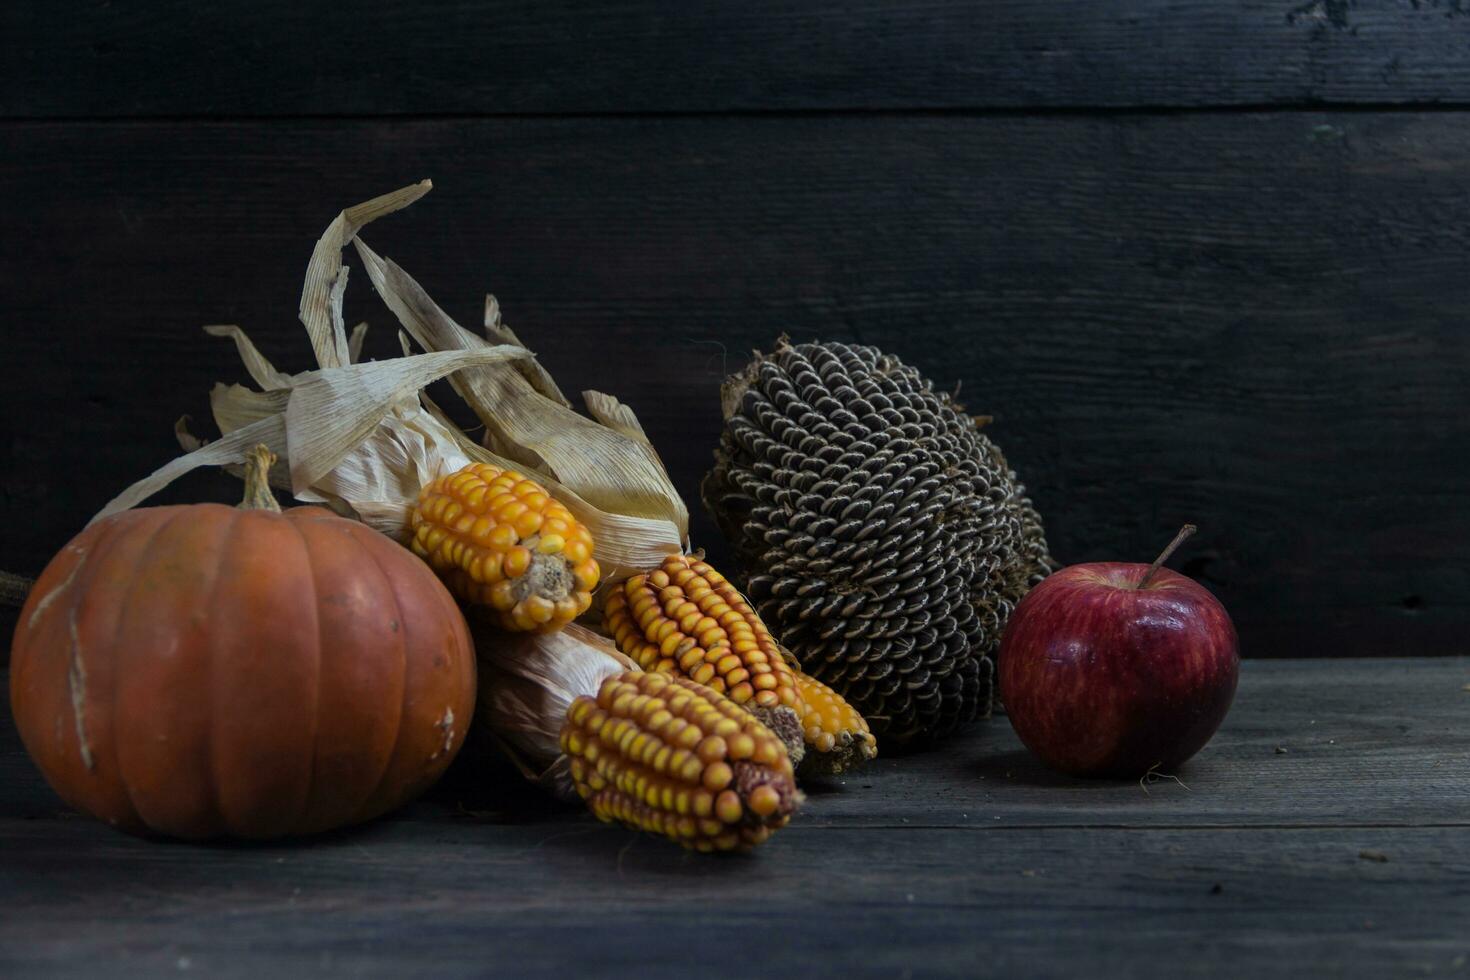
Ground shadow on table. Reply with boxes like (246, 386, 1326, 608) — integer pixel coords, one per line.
(515, 820, 776, 875)
(971, 748, 1145, 790)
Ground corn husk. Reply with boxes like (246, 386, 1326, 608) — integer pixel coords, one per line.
(93, 182, 693, 796)
(351, 235, 687, 534)
(476, 623, 637, 801)
(95, 181, 686, 580)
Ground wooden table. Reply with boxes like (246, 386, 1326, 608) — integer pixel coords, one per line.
(3, 658, 1466, 978)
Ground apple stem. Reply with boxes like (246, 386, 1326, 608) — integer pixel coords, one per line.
(1136, 524, 1198, 589)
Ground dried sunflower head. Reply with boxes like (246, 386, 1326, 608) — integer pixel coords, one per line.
(703, 340, 1053, 741)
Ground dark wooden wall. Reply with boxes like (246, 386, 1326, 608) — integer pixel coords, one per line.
(3, 2, 1468, 661)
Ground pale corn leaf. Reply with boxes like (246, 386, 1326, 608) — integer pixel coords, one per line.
(176, 415, 292, 491)
(174, 416, 204, 452)
(582, 390, 652, 446)
(483, 293, 501, 333)
(329, 266, 350, 359)
(110, 359, 513, 539)
(353, 236, 688, 536)
(92, 414, 288, 524)
(483, 294, 571, 408)
(293, 405, 477, 540)
(300, 180, 431, 370)
(157, 183, 684, 602)
(347, 322, 370, 363)
(202, 325, 293, 390)
(476, 623, 637, 797)
(284, 345, 530, 493)
(210, 383, 290, 435)
(564, 507, 684, 584)
(534, 756, 576, 801)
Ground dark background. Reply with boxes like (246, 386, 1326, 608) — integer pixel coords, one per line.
(3, 2, 1467, 663)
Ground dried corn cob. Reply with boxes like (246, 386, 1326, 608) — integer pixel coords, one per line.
(561, 671, 800, 851)
(604, 554, 806, 762)
(790, 669, 878, 777)
(411, 462, 600, 632)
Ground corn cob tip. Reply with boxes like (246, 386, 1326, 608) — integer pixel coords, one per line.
(797, 728, 878, 778)
(749, 704, 806, 768)
(789, 663, 878, 777)
(730, 757, 803, 821)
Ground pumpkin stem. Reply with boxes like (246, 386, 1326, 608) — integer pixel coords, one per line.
(240, 444, 283, 513)
(0, 570, 34, 608)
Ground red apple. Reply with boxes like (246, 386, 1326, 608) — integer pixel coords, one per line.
(998, 526, 1239, 778)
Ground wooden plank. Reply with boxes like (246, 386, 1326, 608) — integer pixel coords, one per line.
(5, 2, 1470, 117)
(2, 115, 1468, 661)
(5, 825, 1468, 976)
(5, 660, 1469, 832)
(2, 661, 1466, 975)
(3, 822, 1469, 978)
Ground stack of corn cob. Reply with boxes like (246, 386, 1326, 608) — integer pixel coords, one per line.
(99, 182, 876, 854)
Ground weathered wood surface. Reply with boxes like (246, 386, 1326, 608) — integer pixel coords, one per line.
(3, 113, 1468, 662)
(3, 659, 1468, 978)
(7, 1, 1470, 116)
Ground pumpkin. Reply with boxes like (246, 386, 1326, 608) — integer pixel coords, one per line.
(8, 445, 476, 839)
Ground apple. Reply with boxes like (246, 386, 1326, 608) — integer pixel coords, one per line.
(997, 525, 1239, 778)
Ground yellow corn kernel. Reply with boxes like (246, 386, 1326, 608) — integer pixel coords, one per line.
(603, 554, 806, 762)
(789, 667, 878, 776)
(409, 462, 599, 633)
(560, 672, 801, 852)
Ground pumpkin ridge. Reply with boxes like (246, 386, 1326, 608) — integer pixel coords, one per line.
(61, 510, 153, 830)
(340, 522, 412, 824)
(213, 508, 322, 837)
(108, 506, 199, 832)
(199, 506, 245, 837)
(285, 511, 326, 833)
(39, 516, 130, 779)
(417, 523, 477, 757)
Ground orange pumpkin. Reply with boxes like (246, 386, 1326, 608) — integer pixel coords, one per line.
(8, 446, 476, 839)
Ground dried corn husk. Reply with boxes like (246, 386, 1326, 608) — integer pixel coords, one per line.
(94, 347, 529, 531)
(476, 623, 638, 800)
(352, 236, 687, 535)
(92, 182, 693, 796)
(95, 182, 686, 580)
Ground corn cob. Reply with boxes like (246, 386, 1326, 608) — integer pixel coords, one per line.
(560, 671, 800, 852)
(603, 554, 806, 763)
(410, 462, 599, 633)
(790, 669, 878, 777)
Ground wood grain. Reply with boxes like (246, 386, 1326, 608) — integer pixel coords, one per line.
(8, 658, 1467, 830)
(3, 660, 1468, 978)
(4, 5, 1465, 975)
(3, 113, 1468, 661)
(5, 825, 1469, 978)
(6, 1, 1470, 117)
